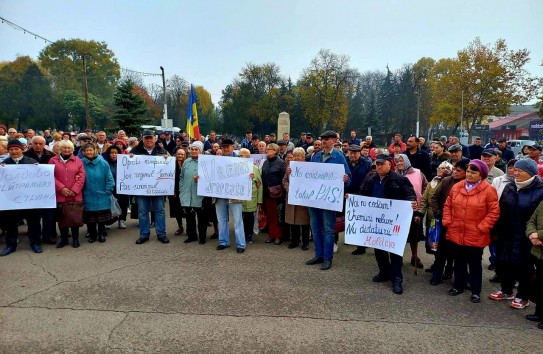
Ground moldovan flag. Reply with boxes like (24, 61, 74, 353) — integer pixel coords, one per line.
(185, 85, 200, 140)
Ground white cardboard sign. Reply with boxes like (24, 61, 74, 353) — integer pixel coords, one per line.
(0, 164, 56, 210)
(116, 155, 175, 196)
(197, 155, 253, 201)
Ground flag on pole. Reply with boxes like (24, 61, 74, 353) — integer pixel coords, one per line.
(185, 85, 200, 140)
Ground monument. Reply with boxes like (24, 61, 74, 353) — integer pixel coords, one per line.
(277, 112, 290, 139)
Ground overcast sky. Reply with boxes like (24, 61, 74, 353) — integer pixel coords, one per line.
(2, 0, 542, 104)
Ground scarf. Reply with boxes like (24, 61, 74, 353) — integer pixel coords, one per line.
(60, 153, 72, 163)
(465, 180, 482, 193)
(395, 153, 411, 176)
(515, 176, 536, 190)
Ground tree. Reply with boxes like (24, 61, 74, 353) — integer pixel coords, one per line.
(112, 80, 150, 135)
(298, 49, 356, 132)
(64, 90, 108, 131)
(430, 38, 542, 137)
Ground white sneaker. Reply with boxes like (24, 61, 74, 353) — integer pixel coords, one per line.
(119, 220, 126, 229)
(333, 243, 338, 254)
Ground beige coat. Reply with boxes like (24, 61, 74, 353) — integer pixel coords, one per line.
(282, 171, 310, 225)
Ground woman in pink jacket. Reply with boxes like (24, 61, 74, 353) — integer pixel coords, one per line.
(49, 140, 86, 248)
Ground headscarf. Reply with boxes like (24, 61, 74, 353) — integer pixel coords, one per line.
(395, 153, 411, 176)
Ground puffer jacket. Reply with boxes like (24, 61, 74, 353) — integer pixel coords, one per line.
(81, 155, 115, 211)
(443, 180, 499, 248)
(493, 177, 543, 264)
(49, 154, 86, 203)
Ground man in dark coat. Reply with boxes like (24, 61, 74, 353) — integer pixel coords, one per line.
(360, 154, 417, 294)
(0, 139, 42, 256)
(497, 137, 515, 162)
(468, 137, 485, 160)
(403, 136, 432, 181)
(346, 145, 372, 256)
(24, 136, 57, 244)
(131, 130, 170, 245)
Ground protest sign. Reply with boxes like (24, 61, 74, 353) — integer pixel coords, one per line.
(250, 153, 266, 167)
(344, 194, 413, 256)
(116, 155, 175, 196)
(0, 164, 56, 210)
(197, 155, 253, 201)
(287, 161, 345, 212)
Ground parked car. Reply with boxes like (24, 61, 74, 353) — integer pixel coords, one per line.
(507, 139, 537, 156)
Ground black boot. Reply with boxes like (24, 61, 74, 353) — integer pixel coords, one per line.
(72, 237, 80, 248)
(98, 232, 106, 243)
(392, 277, 403, 294)
(56, 237, 68, 248)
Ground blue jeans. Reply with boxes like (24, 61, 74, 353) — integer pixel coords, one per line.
(215, 199, 245, 249)
(309, 207, 336, 261)
(136, 196, 166, 239)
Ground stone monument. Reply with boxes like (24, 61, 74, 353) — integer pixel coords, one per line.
(277, 112, 290, 139)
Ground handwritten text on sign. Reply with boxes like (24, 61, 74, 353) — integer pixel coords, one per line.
(288, 161, 345, 212)
(116, 155, 175, 196)
(344, 194, 413, 256)
(0, 164, 56, 210)
(197, 155, 253, 201)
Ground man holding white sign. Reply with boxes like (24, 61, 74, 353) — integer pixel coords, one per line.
(358, 154, 417, 294)
(303, 131, 351, 271)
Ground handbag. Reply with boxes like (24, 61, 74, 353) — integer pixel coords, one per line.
(258, 206, 267, 229)
(58, 200, 85, 229)
(111, 195, 121, 218)
(335, 215, 345, 233)
(268, 185, 284, 199)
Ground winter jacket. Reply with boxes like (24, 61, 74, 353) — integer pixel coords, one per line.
(429, 175, 463, 219)
(262, 156, 286, 198)
(49, 154, 86, 203)
(360, 170, 416, 203)
(345, 157, 371, 194)
(403, 148, 432, 181)
(81, 155, 114, 212)
(24, 148, 55, 164)
(493, 177, 543, 264)
(526, 201, 543, 259)
(131, 140, 169, 156)
(468, 144, 485, 160)
(179, 157, 204, 208)
(419, 177, 443, 229)
(242, 165, 263, 212)
(443, 180, 499, 248)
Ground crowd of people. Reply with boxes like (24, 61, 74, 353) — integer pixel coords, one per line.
(1, 124, 543, 330)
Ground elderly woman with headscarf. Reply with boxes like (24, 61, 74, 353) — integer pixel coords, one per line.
(419, 161, 453, 282)
(443, 159, 500, 303)
(489, 159, 543, 309)
(395, 154, 428, 269)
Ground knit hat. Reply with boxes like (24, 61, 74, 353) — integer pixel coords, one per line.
(0, 124, 6, 133)
(7, 139, 24, 150)
(455, 158, 471, 171)
(190, 141, 204, 153)
(467, 159, 489, 180)
(514, 159, 538, 177)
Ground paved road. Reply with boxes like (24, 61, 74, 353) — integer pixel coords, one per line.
(0, 213, 541, 353)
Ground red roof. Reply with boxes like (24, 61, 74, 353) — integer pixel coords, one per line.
(489, 111, 539, 129)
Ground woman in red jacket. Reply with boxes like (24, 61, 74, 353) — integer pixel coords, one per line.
(49, 140, 86, 248)
(442, 159, 500, 303)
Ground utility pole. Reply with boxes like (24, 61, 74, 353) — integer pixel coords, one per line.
(83, 54, 91, 130)
(159, 66, 172, 128)
(416, 91, 420, 137)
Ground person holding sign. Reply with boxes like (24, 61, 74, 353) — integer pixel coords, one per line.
(0, 139, 42, 256)
(305, 131, 351, 271)
(359, 154, 417, 294)
(239, 148, 263, 244)
(443, 160, 500, 303)
(131, 130, 170, 245)
(180, 141, 208, 244)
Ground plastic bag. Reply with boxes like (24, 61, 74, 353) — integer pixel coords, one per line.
(427, 218, 441, 252)
(111, 195, 121, 218)
(258, 206, 267, 229)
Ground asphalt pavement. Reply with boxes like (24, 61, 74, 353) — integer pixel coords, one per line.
(0, 211, 541, 353)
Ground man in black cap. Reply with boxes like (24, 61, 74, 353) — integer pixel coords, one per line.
(526, 143, 543, 178)
(161, 131, 176, 155)
(0, 139, 42, 256)
(131, 130, 170, 245)
(220, 138, 237, 157)
(302, 133, 313, 151)
(269, 133, 276, 144)
(250, 135, 260, 154)
(305, 131, 351, 270)
(359, 153, 417, 294)
(241, 131, 252, 150)
(447, 145, 466, 166)
(346, 145, 372, 256)
(75, 134, 93, 158)
(296, 132, 307, 148)
(277, 140, 288, 160)
(468, 137, 484, 160)
(481, 149, 504, 183)
(497, 137, 515, 162)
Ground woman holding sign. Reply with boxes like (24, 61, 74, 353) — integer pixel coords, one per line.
(443, 159, 500, 303)
(261, 143, 286, 245)
(81, 143, 115, 243)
